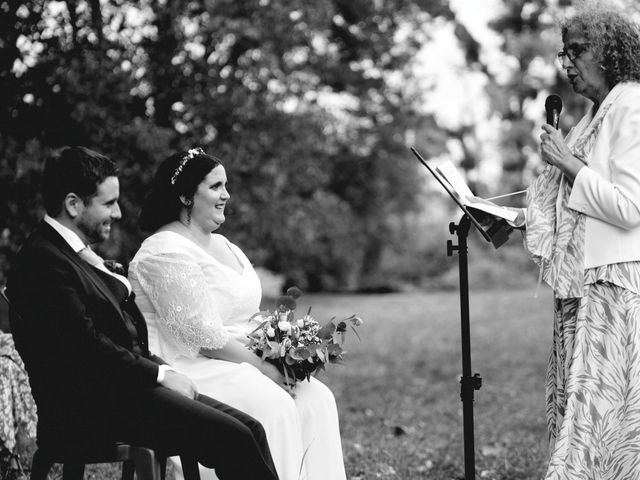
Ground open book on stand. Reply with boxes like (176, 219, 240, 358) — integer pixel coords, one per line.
(434, 161, 518, 223)
(411, 146, 517, 249)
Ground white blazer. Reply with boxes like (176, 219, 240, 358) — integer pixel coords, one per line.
(567, 82, 640, 268)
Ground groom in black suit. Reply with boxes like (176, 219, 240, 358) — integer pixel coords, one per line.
(7, 146, 279, 480)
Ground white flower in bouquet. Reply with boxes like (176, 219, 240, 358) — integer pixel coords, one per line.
(278, 320, 291, 332)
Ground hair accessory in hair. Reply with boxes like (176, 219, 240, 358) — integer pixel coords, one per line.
(170, 147, 205, 185)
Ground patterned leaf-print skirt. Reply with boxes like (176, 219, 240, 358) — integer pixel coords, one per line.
(545, 279, 640, 480)
(0, 333, 37, 454)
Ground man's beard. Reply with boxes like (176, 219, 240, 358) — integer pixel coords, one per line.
(78, 217, 110, 244)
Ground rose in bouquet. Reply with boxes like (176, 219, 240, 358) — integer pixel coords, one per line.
(246, 286, 363, 392)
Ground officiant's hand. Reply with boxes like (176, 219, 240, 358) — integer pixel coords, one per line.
(540, 124, 583, 183)
(160, 369, 198, 399)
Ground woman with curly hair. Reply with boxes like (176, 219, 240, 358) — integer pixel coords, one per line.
(526, 2, 640, 479)
(475, 1, 640, 478)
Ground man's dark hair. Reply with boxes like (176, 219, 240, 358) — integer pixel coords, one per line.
(42, 146, 119, 217)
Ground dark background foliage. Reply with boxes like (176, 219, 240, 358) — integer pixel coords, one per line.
(3, 0, 631, 291)
(1, 0, 450, 291)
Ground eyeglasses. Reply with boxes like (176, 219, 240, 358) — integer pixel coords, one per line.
(557, 43, 591, 64)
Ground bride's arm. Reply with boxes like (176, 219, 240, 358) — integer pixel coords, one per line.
(129, 253, 229, 358)
(200, 341, 286, 386)
(130, 252, 286, 387)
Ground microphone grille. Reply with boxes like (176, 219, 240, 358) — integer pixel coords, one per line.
(545, 94, 563, 113)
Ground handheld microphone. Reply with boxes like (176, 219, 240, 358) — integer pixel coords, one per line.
(545, 94, 563, 129)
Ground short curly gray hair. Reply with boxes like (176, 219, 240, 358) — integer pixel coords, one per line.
(561, 1, 640, 87)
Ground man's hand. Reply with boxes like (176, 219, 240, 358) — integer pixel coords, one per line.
(159, 369, 198, 399)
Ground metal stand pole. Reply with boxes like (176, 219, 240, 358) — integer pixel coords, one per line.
(447, 214, 482, 480)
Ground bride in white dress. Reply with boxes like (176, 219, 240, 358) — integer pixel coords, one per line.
(128, 148, 347, 480)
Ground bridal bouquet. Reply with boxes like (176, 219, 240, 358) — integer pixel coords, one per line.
(246, 287, 363, 391)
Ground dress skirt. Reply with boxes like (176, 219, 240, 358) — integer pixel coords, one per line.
(171, 357, 346, 480)
(545, 280, 640, 479)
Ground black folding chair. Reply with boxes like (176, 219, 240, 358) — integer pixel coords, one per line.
(30, 444, 200, 480)
(1, 288, 201, 480)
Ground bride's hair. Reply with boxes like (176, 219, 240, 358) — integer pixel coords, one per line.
(139, 149, 222, 232)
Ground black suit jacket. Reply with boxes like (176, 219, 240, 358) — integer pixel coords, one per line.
(7, 221, 164, 447)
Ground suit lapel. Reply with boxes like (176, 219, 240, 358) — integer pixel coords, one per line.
(38, 222, 126, 323)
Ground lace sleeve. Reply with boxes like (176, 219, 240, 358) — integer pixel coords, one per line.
(129, 253, 229, 358)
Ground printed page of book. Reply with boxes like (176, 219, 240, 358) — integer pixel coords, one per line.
(435, 160, 518, 222)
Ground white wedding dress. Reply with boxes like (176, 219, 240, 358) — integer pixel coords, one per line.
(128, 231, 346, 480)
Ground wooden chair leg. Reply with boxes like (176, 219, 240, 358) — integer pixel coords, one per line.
(121, 460, 136, 480)
(30, 450, 53, 480)
(61, 462, 85, 480)
(129, 448, 161, 480)
(179, 457, 201, 480)
(158, 457, 167, 480)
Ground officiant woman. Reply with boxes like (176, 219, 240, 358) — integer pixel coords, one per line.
(523, 2, 640, 479)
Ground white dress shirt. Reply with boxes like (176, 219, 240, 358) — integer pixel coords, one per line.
(44, 215, 132, 293)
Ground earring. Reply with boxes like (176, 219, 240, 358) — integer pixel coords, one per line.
(181, 199, 193, 225)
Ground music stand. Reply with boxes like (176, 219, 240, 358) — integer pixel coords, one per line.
(411, 147, 512, 480)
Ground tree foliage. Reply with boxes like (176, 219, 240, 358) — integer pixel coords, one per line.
(0, 0, 454, 290)
(7, 1, 636, 290)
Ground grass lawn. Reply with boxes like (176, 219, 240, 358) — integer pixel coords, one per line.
(299, 284, 554, 480)
(31, 283, 555, 480)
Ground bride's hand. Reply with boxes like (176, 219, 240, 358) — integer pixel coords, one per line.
(257, 361, 290, 390)
(199, 343, 293, 391)
(200, 347, 216, 358)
